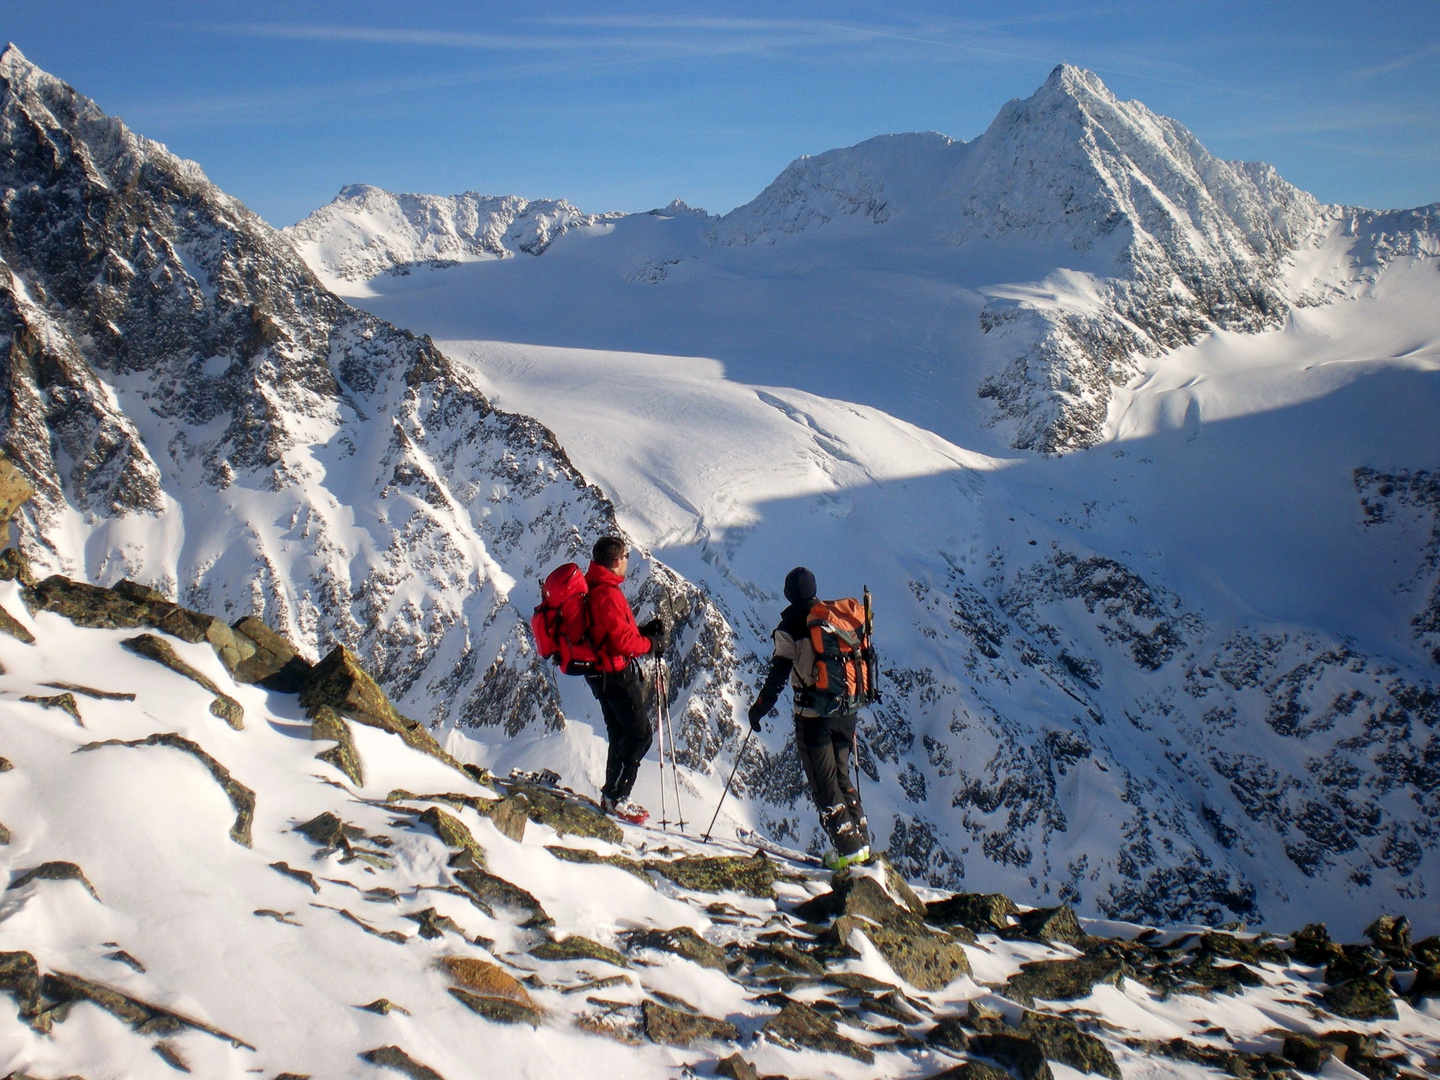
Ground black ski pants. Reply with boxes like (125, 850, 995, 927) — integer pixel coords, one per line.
(585, 662, 652, 801)
(795, 712, 870, 855)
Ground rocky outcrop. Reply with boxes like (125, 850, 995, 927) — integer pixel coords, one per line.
(640, 998, 739, 1047)
(309, 706, 364, 786)
(7, 861, 99, 900)
(300, 646, 463, 773)
(121, 634, 244, 729)
(77, 733, 255, 846)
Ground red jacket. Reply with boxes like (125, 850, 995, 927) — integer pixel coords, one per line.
(584, 561, 652, 672)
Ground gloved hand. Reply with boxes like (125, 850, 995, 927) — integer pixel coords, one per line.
(640, 617, 670, 654)
(747, 700, 766, 731)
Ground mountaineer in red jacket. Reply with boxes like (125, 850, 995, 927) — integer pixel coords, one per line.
(585, 536, 669, 824)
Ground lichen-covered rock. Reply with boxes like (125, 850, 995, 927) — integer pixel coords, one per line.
(442, 956, 533, 1004)
(449, 986, 542, 1026)
(1411, 964, 1440, 1002)
(762, 999, 875, 1063)
(625, 927, 727, 972)
(360, 1045, 448, 1080)
(831, 913, 971, 992)
(928, 1062, 1015, 1080)
(1364, 915, 1412, 961)
(231, 615, 313, 691)
(1004, 956, 1129, 1006)
(715, 1053, 760, 1080)
(1014, 905, 1089, 947)
(926, 891, 1020, 934)
(403, 908, 462, 940)
(1282, 1035, 1335, 1074)
(121, 633, 243, 729)
(420, 806, 486, 869)
(453, 868, 551, 928)
(795, 872, 920, 929)
(1017, 1010, 1121, 1080)
(0, 546, 33, 587)
(504, 782, 622, 843)
(8, 861, 99, 899)
(0, 452, 34, 524)
(647, 853, 776, 898)
(1198, 932, 1289, 967)
(20, 692, 80, 724)
(300, 646, 464, 773)
(968, 1032, 1055, 1080)
(1290, 923, 1344, 966)
(530, 936, 628, 968)
(926, 1015, 971, 1054)
(78, 733, 255, 846)
(640, 998, 739, 1047)
(309, 706, 364, 786)
(0, 951, 41, 1021)
(475, 792, 528, 843)
(0, 601, 34, 643)
(1323, 977, 1398, 1021)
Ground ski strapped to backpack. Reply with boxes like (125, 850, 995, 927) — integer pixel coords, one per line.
(530, 563, 600, 675)
(799, 585, 881, 716)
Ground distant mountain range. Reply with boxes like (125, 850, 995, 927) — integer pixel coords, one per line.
(4, 43, 1439, 933)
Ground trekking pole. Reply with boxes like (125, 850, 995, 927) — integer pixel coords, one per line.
(659, 662, 685, 830)
(654, 657, 669, 830)
(703, 728, 751, 843)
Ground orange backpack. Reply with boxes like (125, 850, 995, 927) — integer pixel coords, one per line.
(803, 594, 880, 716)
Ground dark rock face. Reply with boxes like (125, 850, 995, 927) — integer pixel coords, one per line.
(309, 706, 364, 786)
(1004, 956, 1128, 1007)
(762, 999, 875, 1063)
(646, 853, 778, 899)
(0, 45, 737, 775)
(529, 936, 628, 968)
(625, 927, 727, 972)
(300, 646, 460, 772)
(231, 615, 312, 691)
(359, 1045, 447, 1080)
(926, 892, 1019, 934)
(7, 862, 99, 899)
(640, 998, 738, 1047)
(1323, 976, 1399, 1021)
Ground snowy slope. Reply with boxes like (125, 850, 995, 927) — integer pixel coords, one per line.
(291, 67, 1440, 933)
(2, 579, 1438, 1079)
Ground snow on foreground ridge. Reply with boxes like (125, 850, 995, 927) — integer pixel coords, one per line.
(2, 577, 1439, 1079)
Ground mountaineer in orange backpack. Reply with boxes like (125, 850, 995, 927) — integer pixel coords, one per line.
(747, 567, 879, 870)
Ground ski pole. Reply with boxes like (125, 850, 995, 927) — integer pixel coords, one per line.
(703, 728, 751, 843)
(655, 657, 668, 830)
(660, 662, 685, 829)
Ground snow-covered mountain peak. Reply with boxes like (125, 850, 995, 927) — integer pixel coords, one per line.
(285, 185, 621, 283)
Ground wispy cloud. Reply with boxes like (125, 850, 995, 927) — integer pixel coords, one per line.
(1344, 41, 1440, 83)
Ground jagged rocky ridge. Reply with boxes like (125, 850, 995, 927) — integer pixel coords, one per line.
(0, 45, 735, 747)
(0, 573, 1437, 1078)
(286, 184, 622, 282)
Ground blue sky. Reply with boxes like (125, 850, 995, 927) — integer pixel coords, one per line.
(5, 1, 1437, 226)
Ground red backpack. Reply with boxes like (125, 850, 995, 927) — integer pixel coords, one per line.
(530, 563, 600, 675)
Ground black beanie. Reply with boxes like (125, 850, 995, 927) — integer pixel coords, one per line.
(784, 566, 817, 605)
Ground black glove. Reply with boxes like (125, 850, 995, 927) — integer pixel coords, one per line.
(747, 700, 766, 731)
(640, 617, 671, 654)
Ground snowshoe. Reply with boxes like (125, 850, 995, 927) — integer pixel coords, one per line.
(602, 797, 650, 825)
